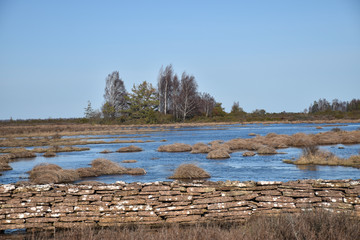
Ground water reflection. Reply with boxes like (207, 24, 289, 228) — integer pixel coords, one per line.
(296, 165, 318, 171)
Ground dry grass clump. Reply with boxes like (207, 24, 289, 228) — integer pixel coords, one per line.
(121, 160, 137, 163)
(100, 149, 113, 154)
(257, 146, 277, 155)
(26, 209, 359, 240)
(43, 151, 56, 157)
(190, 143, 211, 153)
(157, 143, 192, 152)
(283, 146, 360, 168)
(206, 149, 231, 159)
(0, 157, 12, 171)
(116, 145, 143, 152)
(76, 158, 146, 178)
(243, 151, 256, 157)
(51, 146, 90, 152)
(169, 164, 210, 179)
(125, 168, 147, 175)
(28, 163, 80, 184)
(290, 133, 314, 147)
(225, 139, 248, 150)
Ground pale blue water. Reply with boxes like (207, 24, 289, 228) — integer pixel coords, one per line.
(1, 122, 359, 184)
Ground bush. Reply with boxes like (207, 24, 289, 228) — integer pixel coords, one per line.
(169, 164, 210, 179)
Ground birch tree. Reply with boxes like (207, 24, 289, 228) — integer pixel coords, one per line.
(103, 71, 128, 117)
(178, 72, 198, 121)
(158, 65, 174, 115)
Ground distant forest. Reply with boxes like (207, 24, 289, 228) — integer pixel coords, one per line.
(81, 64, 360, 124)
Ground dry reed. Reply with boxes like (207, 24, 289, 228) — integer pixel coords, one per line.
(157, 143, 192, 152)
(169, 164, 210, 179)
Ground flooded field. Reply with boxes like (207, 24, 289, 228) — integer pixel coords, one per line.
(1, 122, 359, 184)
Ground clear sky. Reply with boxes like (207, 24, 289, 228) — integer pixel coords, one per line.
(0, 0, 359, 120)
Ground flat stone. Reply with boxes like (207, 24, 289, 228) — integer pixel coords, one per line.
(255, 196, 294, 202)
(166, 215, 201, 223)
(315, 190, 345, 197)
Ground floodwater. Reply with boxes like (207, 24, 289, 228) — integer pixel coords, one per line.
(1, 123, 359, 184)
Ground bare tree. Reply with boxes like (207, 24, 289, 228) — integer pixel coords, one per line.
(171, 74, 180, 119)
(199, 92, 216, 117)
(158, 65, 174, 115)
(177, 72, 198, 121)
(103, 71, 127, 117)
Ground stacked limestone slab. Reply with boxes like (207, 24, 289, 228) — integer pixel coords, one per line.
(0, 179, 359, 231)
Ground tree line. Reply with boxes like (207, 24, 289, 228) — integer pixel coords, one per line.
(308, 98, 360, 114)
(85, 65, 224, 123)
(84, 65, 360, 123)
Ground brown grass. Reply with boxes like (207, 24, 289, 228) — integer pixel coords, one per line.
(257, 146, 277, 155)
(157, 143, 192, 152)
(283, 146, 360, 168)
(23, 209, 359, 240)
(206, 149, 231, 159)
(26, 158, 146, 183)
(76, 158, 146, 178)
(242, 151, 256, 157)
(43, 151, 56, 157)
(169, 164, 210, 179)
(116, 145, 143, 152)
(190, 143, 211, 154)
(100, 149, 113, 154)
(28, 163, 80, 184)
(121, 160, 137, 163)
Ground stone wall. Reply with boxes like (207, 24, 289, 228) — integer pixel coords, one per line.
(0, 179, 359, 231)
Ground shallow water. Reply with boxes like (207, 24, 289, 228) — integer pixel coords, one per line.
(1, 122, 359, 184)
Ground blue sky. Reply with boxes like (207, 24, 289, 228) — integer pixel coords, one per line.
(0, 0, 359, 119)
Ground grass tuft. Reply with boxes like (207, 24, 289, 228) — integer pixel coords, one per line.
(169, 164, 210, 179)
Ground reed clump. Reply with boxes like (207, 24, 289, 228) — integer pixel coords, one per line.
(257, 146, 277, 155)
(283, 146, 360, 168)
(28, 164, 80, 184)
(100, 149, 113, 154)
(76, 158, 146, 178)
(157, 143, 192, 152)
(206, 149, 231, 159)
(121, 160, 137, 163)
(116, 145, 143, 152)
(43, 151, 56, 157)
(169, 164, 210, 179)
(27, 159, 146, 184)
(190, 143, 211, 153)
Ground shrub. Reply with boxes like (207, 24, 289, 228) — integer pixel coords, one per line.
(169, 164, 210, 179)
